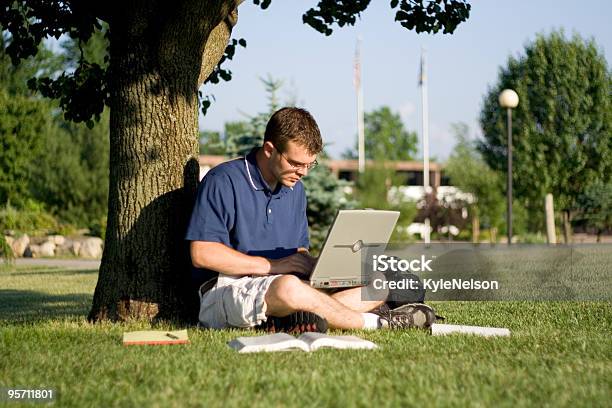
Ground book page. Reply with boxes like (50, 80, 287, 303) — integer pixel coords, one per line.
(298, 332, 378, 351)
(228, 333, 310, 353)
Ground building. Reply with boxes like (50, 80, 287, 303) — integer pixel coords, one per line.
(198, 155, 447, 188)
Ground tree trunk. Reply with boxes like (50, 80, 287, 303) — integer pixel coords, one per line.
(563, 210, 572, 244)
(89, 1, 238, 322)
(471, 213, 480, 244)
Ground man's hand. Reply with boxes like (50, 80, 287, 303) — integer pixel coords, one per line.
(191, 241, 319, 278)
(269, 252, 317, 278)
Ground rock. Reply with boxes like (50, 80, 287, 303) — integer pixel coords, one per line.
(11, 234, 30, 257)
(27, 244, 40, 257)
(39, 241, 56, 257)
(70, 241, 82, 257)
(80, 237, 103, 258)
(54, 239, 72, 256)
(48, 235, 66, 246)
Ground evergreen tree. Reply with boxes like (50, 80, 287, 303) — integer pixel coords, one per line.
(199, 130, 225, 155)
(223, 76, 283, 157)
(0, 89, 52, 206)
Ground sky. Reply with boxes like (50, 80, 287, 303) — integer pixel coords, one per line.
(198, 0, 612, 161)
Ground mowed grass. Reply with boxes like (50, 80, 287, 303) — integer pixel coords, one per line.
(0, 264, 611, 407)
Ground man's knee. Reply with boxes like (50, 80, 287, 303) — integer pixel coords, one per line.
(266, 274, 310, 311)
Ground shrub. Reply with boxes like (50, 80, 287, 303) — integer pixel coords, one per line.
(88, 215, 107, 240)
(0, 201, 58, 236)
(515, 232, 548, 244)
(0, 235, 14, 264)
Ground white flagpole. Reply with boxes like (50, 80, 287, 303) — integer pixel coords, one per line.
(419, 48, 431, 243)
(354, 37, 365, 173)
(420, 49, 430, 189)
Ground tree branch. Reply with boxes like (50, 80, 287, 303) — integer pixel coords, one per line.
(198, 5, 239, 86)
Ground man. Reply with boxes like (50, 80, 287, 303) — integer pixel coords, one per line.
(186, 107, 435, 332)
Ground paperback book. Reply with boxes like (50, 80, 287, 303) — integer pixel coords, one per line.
(122, 329, 190, 346)
(228, 332, 378, 353)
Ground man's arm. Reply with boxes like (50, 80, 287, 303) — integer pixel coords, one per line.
(190, 241, 315, 277)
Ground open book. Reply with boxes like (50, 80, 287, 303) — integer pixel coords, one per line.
(123, 329, 190, 346)
(228, 332, 378, 353)
(431, 324, 510, 337)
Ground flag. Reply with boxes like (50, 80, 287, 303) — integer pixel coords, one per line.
(353, 40, 361, 91)
(418, 49, 426, 86)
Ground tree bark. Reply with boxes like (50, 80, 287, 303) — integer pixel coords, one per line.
(471, 213, 480, 244)
(89, 0, 238, 322)
(490, 227, 497, 244)
(563, 210, 572, 245)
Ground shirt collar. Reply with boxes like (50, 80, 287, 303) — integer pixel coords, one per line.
(244, 148, 294, 196)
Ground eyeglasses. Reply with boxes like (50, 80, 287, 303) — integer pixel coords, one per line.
(275, 147, 318, 171)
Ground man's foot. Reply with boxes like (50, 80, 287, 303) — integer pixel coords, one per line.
(256, 311, 328, 334)
(374, 303, 438, 329)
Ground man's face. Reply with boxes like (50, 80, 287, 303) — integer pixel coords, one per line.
(269, 140, 317, 188)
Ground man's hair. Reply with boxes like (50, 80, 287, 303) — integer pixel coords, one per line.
(263, 107, 323, 155)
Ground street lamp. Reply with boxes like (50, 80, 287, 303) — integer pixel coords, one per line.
(499, 89, 519, 245)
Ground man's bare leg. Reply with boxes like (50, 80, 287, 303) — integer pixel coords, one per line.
(330, 287, 384, 313)
(264, 275, 365, 329)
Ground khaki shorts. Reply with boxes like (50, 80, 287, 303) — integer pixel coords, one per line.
(198, 275, 280, 329)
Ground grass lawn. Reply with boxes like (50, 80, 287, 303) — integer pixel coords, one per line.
(0, 263, 610, 407)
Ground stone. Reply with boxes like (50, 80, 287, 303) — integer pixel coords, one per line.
(70, 241, 82, 257)
(54, 239, 73, 256)
(49, 235, 66, 246)
(11, 234, 30, 257)
(27, 244, 40, 258)
(38, 241, 56, 257)
(80, 237, 103, 259)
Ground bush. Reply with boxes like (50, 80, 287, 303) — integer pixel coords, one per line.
(515, 232, 548, 244)
(0, 201, 58, 236)
(0, 234, 14, 264)
(88, 215, 107, 240)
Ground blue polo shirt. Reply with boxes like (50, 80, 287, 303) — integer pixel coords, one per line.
(186, 148, 310, 285)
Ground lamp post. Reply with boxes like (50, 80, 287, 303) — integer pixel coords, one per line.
(499, 89, 519, 245)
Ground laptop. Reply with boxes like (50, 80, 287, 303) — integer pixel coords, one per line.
(309, 210, 400, 288)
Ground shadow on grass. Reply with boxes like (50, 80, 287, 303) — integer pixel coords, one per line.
(10, 269, 98, 277)
(0, 289, 92, 322)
